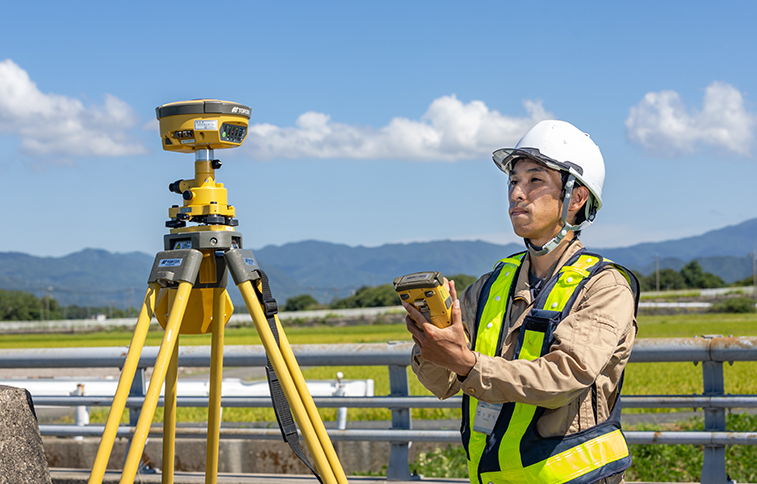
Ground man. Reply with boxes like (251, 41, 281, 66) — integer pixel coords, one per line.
(404, 120, 638, 484)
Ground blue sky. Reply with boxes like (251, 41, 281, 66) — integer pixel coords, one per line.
(1, 1, 756, 257)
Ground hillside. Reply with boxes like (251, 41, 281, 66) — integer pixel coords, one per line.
(0, 218, 754, 307)
(594, 218, 757, 268)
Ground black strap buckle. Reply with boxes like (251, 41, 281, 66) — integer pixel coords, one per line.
(263, 298, 278, 318)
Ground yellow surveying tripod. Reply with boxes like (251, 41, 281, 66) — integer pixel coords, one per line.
(88, 99, 348, 484)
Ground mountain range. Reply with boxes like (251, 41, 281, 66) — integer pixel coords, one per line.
(1, 218, 755, 308)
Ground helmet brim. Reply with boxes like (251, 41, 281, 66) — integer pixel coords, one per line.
(492, 147, 585, 177)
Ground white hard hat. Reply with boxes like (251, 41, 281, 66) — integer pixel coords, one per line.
(492, 120, 606, 255)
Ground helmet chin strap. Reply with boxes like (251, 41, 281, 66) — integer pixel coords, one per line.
(524, 175, 584, 256)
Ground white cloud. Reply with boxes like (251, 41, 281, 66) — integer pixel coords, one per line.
(625, 81, 755, 157)
(244, 95, 552, 161)
(0, 59, 147, 157)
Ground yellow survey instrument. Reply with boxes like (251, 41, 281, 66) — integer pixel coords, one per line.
(394, 271, 453, 328)
(156, 99, 250, 153)
(88, 99, 347, 484)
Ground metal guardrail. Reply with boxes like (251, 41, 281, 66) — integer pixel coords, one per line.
(1, 337, 756, 483)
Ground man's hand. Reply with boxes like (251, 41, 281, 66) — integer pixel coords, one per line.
(404, 279, 476, 377)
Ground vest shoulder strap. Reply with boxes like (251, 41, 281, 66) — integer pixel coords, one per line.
(471, 252, 526, 355)
(533, 250, 640, 317)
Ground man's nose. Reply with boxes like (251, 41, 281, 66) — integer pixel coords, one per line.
(509, 182, 524, 201)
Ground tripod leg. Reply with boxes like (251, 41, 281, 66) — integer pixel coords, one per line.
(237, 280, 339, 484)
(162, 332, 180, 484)
(272, 313, 348, 484)
(205, 287, 227, 484)
(120, 281, 193, 484)
(88, 283, 159, 484)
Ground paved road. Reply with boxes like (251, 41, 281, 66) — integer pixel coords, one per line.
(49, 468, 704, 484)
(50, 469, 468, 484)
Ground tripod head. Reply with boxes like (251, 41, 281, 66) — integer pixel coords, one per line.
(155, 99, 251, 233)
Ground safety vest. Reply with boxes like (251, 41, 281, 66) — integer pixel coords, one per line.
(462, 250, 639, 484)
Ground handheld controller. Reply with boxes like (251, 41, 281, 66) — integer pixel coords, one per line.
(393, 271, 453, 328)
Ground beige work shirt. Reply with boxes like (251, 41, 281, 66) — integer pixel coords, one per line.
(411, 241, 637, 479)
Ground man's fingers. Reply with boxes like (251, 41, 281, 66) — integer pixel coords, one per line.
(411, 335, 422, 349)
(406, 314, 422, 335)
(403, 301, 430, 326)
(450, 298, 463, 328)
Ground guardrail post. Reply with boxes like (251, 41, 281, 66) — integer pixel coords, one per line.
(129, 367, 146, 427)
(701, 335, 732, 484)
(334, 371, 347, 430)
(73, 383, 88, 440)
(126, 366, 155, 474)
(387, 364, 413, 481)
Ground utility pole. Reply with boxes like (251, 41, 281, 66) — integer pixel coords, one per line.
(752, 251, 756, 300)
(655, 254, 660, 292)
(45, 286, 52, 321)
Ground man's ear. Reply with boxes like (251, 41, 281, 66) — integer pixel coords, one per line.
(568, 185, 590, 219)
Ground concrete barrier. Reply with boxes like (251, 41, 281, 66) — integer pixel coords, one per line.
(0, 385, 52, 483)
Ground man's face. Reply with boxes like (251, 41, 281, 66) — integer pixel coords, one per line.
(507, 158, 565, 245)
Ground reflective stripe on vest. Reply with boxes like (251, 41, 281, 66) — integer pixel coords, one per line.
(466, 253, 526, 481)
(465, 251, 636, 484)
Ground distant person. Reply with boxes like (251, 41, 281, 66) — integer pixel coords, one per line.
(404, 120, 639, 484)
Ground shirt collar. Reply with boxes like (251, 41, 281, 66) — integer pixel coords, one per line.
(513, 240, 585, 305)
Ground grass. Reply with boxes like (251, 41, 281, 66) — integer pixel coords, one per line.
(635, 312, 757, 338)
(0, 322, 413, 349)
(639, 291, 702, 300)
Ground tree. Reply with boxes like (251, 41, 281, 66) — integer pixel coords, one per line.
(680, 260, 724, 289)
(446, 274, 477, 294)
(634, 270, 653, 292)
(732, 275, 755, 287)
(647, 268, 687, 291)
(0, 290, 47, 320)
(331, 284, 401, 309)
(283, 294, 319, 312)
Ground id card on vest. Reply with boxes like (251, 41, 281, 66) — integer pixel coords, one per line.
(473, 401, 503, 434)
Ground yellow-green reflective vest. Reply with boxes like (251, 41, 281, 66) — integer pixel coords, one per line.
(462, 250, 639, 484)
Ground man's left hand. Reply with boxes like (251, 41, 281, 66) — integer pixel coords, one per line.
(404, 279, 477, 377)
